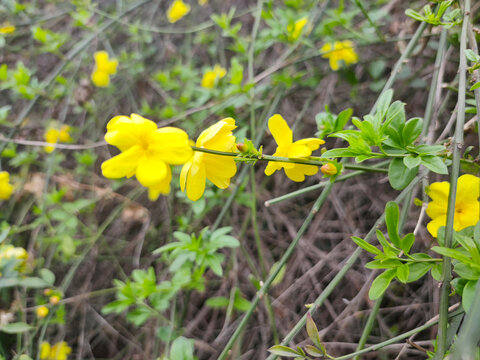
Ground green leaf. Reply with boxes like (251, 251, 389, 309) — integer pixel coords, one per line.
(431, 263, 443, 281)
(173, 231, 192, 243)
(403, 155, 421, 169)
(365, 259, 402, 269)
(388, 158, 418, 190)
(396, 263, 410, 283)
(269, 262, 287, 287)
(18, 277, 50, 288)
(385, 101, 406, 129)
(305, 345, 325, 357)
(431, 246, 474, 264)
(306, 313, 322, 349)
(369, 268, 396, 300)
(407, 262, 433, 282)
(375, 89, 394, 121)
(233, 296, 251, 312)
(400, 233, 415, 254)
(351, 236, 383, 256)
(376, 230, 398, 257)
(402, 117, 423, 145)
(405, 9, 426, 22)
(39, 268, 55, 285)
(465, 49, 480, 63)
(410, 144, 445, 155)
(470, 82, 480, 91)
(206, 296, 229, 308)
(335, 108, 353, 132)
(454, 263, 480, 280)
(268, 345, 301, 357)
(462, 280, 478, 312)
(0, 322, 34, 334)
(420, 155, 448, 174)
(205, 254, 224, 276)
(321, 148, 361, 158)
(126, 306, 153, 326)
(385, 202, 401, 248)
(170, 336, 195, 360)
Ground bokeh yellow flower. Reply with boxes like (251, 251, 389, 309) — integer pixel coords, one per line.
(180, 118, 237, 201)
(0, 22, 16, 34)
(265, 114, 324, 182)
(321, 40, 358, 71)
(167, 0, 191, 23)
(201, 64, 227, 88)
(40, 341, 72, 360)
(426, 174, 480, 238)
(0, 171, 14, 200)
(287, 17, 308, 41)
(101, 114, 192, 200)
(0, 245, 28, 272)
(198, 0, 208, 5)
(91, 51, 118, 87)
(44, 125, 72, 153)
(36, 305, 49, 318)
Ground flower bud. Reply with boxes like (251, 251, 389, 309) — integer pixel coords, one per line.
(49, 295, 61, 305)
(236, 143, 247, 153)
(321, 163, 337, 176)
(43, 289, 53, 296)
(36, 305, 49, 318)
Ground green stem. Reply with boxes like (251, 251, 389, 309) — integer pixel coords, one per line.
(353, 293, 383, 360)
(217, 182, 335, 360)
(436, 1, 470, 357)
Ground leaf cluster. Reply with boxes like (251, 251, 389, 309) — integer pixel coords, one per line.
(405, 1, 461, 28)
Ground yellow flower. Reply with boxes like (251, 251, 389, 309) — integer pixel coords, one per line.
(36, 305, 49, 318)
(0, 245, 28, 261)
(321, 40, 359, 71)
(287, 17, 308, 41)
(426, 174, 480, 238)
(0, 23, 15, 34)
(0, 171, 14, 200)
(167, 0, 191, 23)
(44, 125, 72, 153)
(91, 51, 118, 87)
(180, 118, 237, 201)
(265, 114, 324, 182)
(101, 114, 192, 200)
(40, 341, 72, 360)
(201, 65, 227, 88)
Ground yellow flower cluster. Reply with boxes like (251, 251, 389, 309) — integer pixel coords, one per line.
(426, 174, 480, 237)
(0, 245, 28, 274)
(101, 113, 325, 201)
(287, 17, 308, 42)
(321, 41, 359, 71)
(201, 65, 227, 88)
(44, 125, 72, 153)
(167, 0, 191, 23)
(91, 51, 118, 87)
(0, 22, 15, 34)
(40, 341, 72, 360)
(0, 171, 14, 200)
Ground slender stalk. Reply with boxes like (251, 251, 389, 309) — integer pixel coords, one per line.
(466, 24, 480, 172)
(217, 182, 335, 360)
(436, 1, 470, 357)
(353, 294, 383, 360)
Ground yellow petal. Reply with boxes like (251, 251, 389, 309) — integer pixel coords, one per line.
(287, 143, 311, 158)
(167, 0, 191, 23)
(456, 174, 480, 205)
(39, 342, 51, 360)
(204, 155, 237, 188)
(149, 127, 193, 164)
(197, 118, 236, 147)
(105, 114, 157, 151)
(91, 69, 110, 87)
(201, 71, 216, 88)
(427, 215, 446, 238)
(147, 166, 172, 200)
(101, 145, 143, 179)
(265, 161, 281, 176)
(135, 155, 168, 188)
(427, 181, 449, 203)
(268, 114, 292, 148)
(285, 164, 318, 182)
(180, 160, 192, 192)
(295, 138, 325, 150)
(185, 155, 207, 201)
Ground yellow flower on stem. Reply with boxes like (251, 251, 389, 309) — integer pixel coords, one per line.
(40, 341, 72, 360)
(36, 305, 49, 318)
(265, 114, 324, 182)
(201, 64, 227, 88)
(180, 118, 237, 201)
(0, 22, 15, 34)
(91, 51, 118, 87)
(44, 125, 72, 153)
(287, 17, 308, 41)
(0, 171, 14, 200)
(321, 40, 358, 71)
(426, 174, 480, 238)
(167, 0, 191, 23)
(101, 114, 192, 200)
